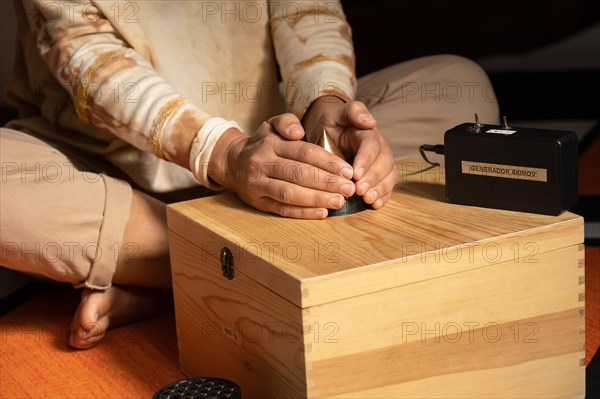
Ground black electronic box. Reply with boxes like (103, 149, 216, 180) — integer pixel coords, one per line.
(444, 117, 578, 215)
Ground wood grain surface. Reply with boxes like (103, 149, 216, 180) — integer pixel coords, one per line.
(168, 160, 584, 307)
(167, 159, 586, 398)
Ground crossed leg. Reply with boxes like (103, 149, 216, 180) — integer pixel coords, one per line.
(0, 128, 174, 349)
(69, 190, 173, 349)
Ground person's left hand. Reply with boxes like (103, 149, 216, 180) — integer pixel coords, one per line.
(302, 96, 399, 209)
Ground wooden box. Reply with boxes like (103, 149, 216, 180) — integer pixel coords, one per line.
(166, 160, 585, 398)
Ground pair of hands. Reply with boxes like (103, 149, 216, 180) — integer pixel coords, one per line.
(209, 96, 399, 219)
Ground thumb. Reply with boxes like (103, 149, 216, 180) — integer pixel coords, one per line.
(267, 113, 305, 141)
(342, 101, 377, 129)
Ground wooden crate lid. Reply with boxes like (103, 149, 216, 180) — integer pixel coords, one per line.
(167, 160, 583, 308)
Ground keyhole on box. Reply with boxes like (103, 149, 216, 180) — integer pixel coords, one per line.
(220, 247, 234, 280)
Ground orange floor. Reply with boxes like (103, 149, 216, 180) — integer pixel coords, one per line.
(586, 246, 600, 364)
(0, 288, 183, 398)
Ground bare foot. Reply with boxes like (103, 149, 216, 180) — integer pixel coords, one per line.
(69, 286, 173, 349)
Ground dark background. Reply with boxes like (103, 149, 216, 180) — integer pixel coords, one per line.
(343, 0, 599, 122)
(1, 0, 598, 123)
(344, 0, 599, 76)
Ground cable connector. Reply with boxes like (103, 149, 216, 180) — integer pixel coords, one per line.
(419, 144, 445, 166)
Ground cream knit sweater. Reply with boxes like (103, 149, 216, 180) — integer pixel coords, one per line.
(7, 0, 356, 192)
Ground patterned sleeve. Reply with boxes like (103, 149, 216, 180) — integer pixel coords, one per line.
(269, 0, 357, 117)
(20, 0, 221, 181)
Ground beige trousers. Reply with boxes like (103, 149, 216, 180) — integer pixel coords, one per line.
(0, 55, 499, 287)
(357, 55, 500, 160)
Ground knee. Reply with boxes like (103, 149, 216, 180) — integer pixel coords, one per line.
(431, 54, 499, 122)
(431, 55, 489, 82)
(0, 162, 94, 286)
(0, 198, 88, 284)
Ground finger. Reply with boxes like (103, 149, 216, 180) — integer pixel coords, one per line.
(361, 166, 398, 205)
(350, 130, 382, 183)
(371, 192, 392, 210)
(275, 140, 355, 180)
(267, 160, 356, 196)
(260, 178, 347, 210)
(355, 148, 396, 196)
(267, 113, 305, 140)
(340, 101, 377, 129)
(259, 197, 329, 219)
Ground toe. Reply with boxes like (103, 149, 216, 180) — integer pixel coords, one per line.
(68, 286, 173, 349)
(70, 313, 109, 350)
(69, 288, 110, 349)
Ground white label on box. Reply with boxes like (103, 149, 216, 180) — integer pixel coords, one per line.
(461, 161, 548, 182)
(486, 129, 517, 135)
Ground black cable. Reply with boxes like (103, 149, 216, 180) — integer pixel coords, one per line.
(419, 144, 445, 167)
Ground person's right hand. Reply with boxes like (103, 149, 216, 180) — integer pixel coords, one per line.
(208, 113, 356, 219)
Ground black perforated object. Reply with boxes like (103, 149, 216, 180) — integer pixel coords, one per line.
(153, 377, 241, 399)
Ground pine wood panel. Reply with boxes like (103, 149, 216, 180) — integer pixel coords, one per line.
(331, 352, 584, 399)
(169, 232, 306, 398)
(302, 245, 584, 397)
(309, 309, 582, 397)
(167, 159, 586, 398)
(167, 160, 584, 308)
(302, 245, 584, 361)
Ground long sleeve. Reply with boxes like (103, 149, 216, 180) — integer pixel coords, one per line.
(269, 0, 357, 117)
(20, 0, 213, 168)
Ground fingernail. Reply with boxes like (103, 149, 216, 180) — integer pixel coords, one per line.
(356, 167, 365, 179)
(329, 195, 343, 208)
(341, 183, 354, 197)
(373, 199, 383, 209)
(316, 209, 328, 219)
(360, 182, 369, 195)
(360, 113, 376, 123)
(368, 191, 378, 203)
(341, 166, 354, 179)
(290, 124, 304, 135)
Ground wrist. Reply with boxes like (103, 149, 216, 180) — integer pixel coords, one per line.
(189, 117, 244, 189)
(208, 128, 248, 189)
(304, 95, 346, 119)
